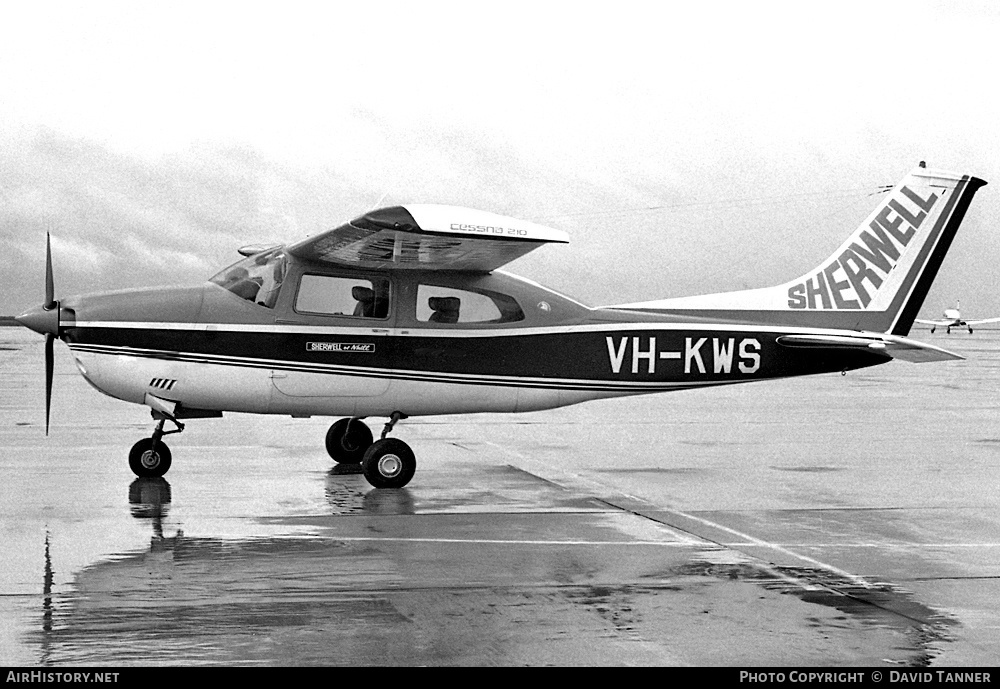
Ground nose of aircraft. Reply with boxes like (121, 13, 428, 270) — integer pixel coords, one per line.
(16, 303, 60, 337)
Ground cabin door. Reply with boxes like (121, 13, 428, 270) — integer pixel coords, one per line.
(270, 273, 394, 401)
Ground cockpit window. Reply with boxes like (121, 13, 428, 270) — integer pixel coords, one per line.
(210, 248, 287, 309)
(295, 274, 390, 319)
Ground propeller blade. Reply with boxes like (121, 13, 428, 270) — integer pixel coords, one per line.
(45, 233, 55, 309)
(45, 333, 54, 436)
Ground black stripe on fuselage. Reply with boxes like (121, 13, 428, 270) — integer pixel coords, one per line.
(64, 325, 890, 391)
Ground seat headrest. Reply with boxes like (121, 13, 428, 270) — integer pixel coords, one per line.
(428, 296, 460, 311)
(352, 286, 374, 302)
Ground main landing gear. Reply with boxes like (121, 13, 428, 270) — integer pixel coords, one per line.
(129, 415, 184, 478)
(325, 412, 415, 489)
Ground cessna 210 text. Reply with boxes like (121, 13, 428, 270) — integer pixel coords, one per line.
(16, 165, 987, 489)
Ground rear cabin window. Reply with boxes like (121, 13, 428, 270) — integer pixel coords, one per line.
(296, 275, 390, 319)
(416, 285, 524, 324)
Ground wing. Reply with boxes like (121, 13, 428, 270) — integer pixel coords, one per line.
(964, 317, 1000, 326)
(914, 318, 951, 325)
(286, 204, 568, 272)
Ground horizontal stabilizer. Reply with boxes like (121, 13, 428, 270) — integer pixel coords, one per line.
(776, 333, 963, 363)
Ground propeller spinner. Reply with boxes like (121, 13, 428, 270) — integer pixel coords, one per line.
(15, 234, 60, 435)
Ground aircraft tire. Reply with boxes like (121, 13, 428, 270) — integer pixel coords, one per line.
(128, 438, 172, 478)
(362, 438, 416, 489)
(326, 418, 373, 464)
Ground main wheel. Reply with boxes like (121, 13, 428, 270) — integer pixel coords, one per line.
(362, 438, 416, 489)
(129, 438, 172, 478)
(325, 418, 373, 464)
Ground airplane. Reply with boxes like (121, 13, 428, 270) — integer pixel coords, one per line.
(16, 164, 987, 490)
(914, 300, 1000, 334)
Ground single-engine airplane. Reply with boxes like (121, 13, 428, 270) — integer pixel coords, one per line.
(17, 165, 987, 489)
(915, 300, 1000, 334)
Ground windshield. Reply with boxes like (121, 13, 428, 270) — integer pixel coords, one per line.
(209, 248, 287, 308)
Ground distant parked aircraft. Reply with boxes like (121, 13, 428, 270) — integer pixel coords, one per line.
(915, 301, 1000, 334)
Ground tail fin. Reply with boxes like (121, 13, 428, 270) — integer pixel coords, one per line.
(614, 165, 987, 335)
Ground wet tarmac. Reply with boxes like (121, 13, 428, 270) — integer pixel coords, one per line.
(2, 326, 999, 666)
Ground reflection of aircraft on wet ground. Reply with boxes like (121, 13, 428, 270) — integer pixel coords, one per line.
(915, 301, 1000, 334)
(16, 165, 987, 489)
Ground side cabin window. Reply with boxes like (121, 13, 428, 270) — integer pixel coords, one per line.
(296, 274, 390, 319)
(416, 285, 524, 324)
(209, 249, 287, 309)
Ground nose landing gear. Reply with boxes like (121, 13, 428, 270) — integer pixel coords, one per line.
(129, 415, 184, 478)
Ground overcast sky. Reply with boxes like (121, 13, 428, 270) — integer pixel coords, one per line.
(1, 0, 998, 319)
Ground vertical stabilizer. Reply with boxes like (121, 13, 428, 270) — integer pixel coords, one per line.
(612, 165, 987, 335)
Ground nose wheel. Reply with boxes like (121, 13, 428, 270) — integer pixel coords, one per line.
(129, 415, 183, 478)
(129, 438, 172, 478)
